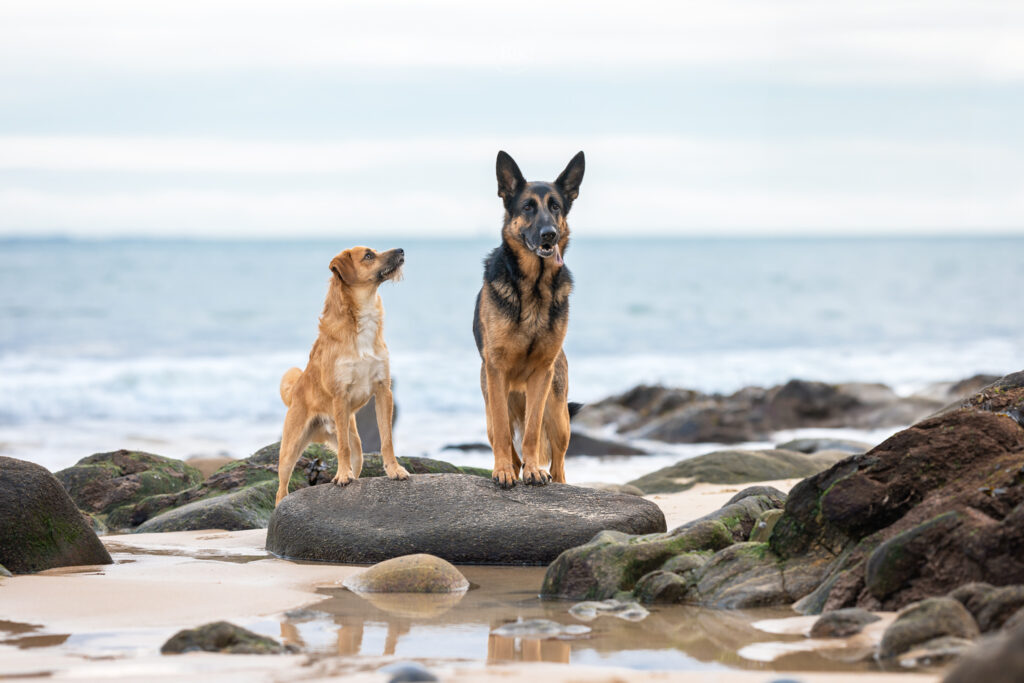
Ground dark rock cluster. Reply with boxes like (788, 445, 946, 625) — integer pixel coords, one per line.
(575, 374, 997, 444)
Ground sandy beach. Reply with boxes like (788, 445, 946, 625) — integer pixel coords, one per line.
(0, 480, 946, 683)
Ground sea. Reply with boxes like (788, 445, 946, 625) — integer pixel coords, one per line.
(1, 236, 1022, 482)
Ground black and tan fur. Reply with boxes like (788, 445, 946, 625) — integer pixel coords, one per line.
(473, 151, 585, 488)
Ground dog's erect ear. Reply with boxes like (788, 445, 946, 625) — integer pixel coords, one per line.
(555, 151, 585, 205)
(330, 251, 357, 285)
(496, 151, 525, 205)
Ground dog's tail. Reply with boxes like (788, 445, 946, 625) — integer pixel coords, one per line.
(568, 402, 584, 419)
(280, 367, 303, 407)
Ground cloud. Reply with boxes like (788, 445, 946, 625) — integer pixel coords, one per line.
(1, 133, 1020, 235)
(1, 1, 1023, 83)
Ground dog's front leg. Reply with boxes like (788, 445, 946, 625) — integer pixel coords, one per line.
(374, 383, 409, 480)
(521, 366, 555, 485)
(484, 364, 518, 488)
(331, 400, 355, 485)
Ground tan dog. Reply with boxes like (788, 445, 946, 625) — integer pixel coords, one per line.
(276, 246, 409, 505)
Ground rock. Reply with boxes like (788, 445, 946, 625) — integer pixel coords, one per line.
(809, 608, 881, 638)
(456, 466, 492, 477)
(358, 454, 461, 477)
(380, 662, 440, 682)
(343, 554, 469, 593)
(267, 474, 665, 565)
(767, 370, 1024, 613)
(542, 488, 782, 600)
(749, 509, 784, 543)
(96, 442, 331, 531)
(577, 482, 645, 496)
(354, 393, 396, 454)
(580, 379, 953, 445)
(949, 582, 997, 613)
(628, 449, 841, 494)
(56, 450, 202, 527)
(943, 621, 1024, 683)
(566, 431, 647, 456)
(898, 636, 976, 669)
(0, 563, 11, 577)
(567, 599, 649, 622)
(93, 440, 477, 533)
(160, 621, 288, 654)
(0, 457, 113, 574)
(686, 542, 833, 609)
(776, 438, 873, 455)
(1005, 607, 1024, 631)
(633, 570, 691, 604)
(727, 485, 788, 507)
(913, 374, 1002, 404)
(865, 511, 965, 600)
(950, 584, 1024, 633)
(441, 442, 490, 452)
(135, 481, 276, 533)
(879, 597, 980, 658)
(491, 620, 591, 638)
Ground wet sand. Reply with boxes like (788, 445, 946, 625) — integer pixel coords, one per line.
(0, 485, 944, 682)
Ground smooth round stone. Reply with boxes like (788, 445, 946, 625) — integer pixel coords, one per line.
(343, 553, 469, 594)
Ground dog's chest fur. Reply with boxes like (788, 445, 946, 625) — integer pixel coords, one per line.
(477, 242, 572, 364)
(332, 305, 387, 406)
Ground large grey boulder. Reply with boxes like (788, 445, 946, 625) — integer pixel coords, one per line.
(0, 456, 112, 573)
(267, 474, 666, 565)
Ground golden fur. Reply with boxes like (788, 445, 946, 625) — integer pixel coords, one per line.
(275, 246, 408, 505)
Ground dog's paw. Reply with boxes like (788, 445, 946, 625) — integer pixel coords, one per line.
(331, 472, 353, 486)
(492, 468, 518, 489)
(522, 466, 552, 486)
(386, 465, 410, 480)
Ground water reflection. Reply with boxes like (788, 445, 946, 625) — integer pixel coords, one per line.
(270, 566, 882, 672)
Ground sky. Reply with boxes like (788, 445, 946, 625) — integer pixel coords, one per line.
(0, 0, 1022, 238)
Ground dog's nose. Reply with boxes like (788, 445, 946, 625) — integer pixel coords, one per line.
(395, 248, 404, 255)
(539, 226, 557, 244)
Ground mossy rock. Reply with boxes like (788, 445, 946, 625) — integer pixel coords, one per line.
(112, 442, 477, 533)
(56, 450, 202, 519)
(359, 455, 461, 478)
(1, 457, 112, 573)
(541, 519, 735, 600)
(541, 487, 786, 601)
(135, 481, 277, 533)
(105, 443, 330, 531)
(161, 621, 288, 655)
(627, 449, 841, 494)
(750, 509, 785, 543)
(457, 466, 492, 478)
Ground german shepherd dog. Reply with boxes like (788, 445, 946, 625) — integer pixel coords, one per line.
(473, 151, 585, 488)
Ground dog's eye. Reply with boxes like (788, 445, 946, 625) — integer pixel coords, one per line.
(522, 201, 534, 213)
(549, 201, 561, 213)
(363, 252, 375, 261)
